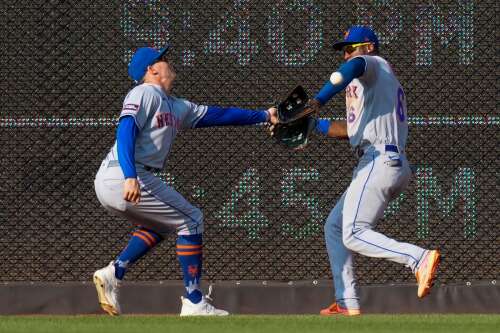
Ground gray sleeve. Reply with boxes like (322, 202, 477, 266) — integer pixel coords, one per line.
(355, 55, 378, 83)
(119, 86, 158, 129)
(180, 99, 208, 129)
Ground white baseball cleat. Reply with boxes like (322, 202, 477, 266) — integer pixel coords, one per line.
(180, 297, 229, 316)
(93, 261, 121, 316)
(180, 287, 229, 316)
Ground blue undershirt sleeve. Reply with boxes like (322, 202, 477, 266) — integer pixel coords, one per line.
(117, 115, 139, 179)
(195, 106, 268, 128)
(315, 119, 330, 135)
(314, 57, 366, 105)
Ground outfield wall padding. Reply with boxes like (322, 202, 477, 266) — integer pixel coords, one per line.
(0, 281, 498, 315)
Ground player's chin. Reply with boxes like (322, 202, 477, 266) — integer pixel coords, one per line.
(163, 82, 174, 93)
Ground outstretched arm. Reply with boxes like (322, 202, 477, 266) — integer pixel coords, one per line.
(195, 106, 277, 128)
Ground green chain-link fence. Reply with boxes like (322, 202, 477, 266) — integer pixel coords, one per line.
(0, 0, 497, 284)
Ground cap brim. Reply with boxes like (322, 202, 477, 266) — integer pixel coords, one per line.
(153, 45, 170, 62)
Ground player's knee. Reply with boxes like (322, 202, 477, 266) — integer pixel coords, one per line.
(98, 192, 127, 213)
(95, 180, 127, 212)
(195, 207, 203, 223)
(192, 208, 204, 231)
(177, 207, 204, 235)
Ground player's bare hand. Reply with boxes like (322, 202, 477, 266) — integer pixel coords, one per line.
(123, 178, 141, 204)
(267, 107, 279, 125)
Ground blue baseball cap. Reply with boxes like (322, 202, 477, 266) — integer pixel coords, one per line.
(128, 46, 170, 81)
(332, 26, 379, 51)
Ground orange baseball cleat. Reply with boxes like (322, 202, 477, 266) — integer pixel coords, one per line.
(416, 249, 441, 298)
(320, 302, 361, 316)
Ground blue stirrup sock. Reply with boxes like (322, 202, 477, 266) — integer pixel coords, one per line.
(177, 234, 203, 304)
(114, 227, 163, 280)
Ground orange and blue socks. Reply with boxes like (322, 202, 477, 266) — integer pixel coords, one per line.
(177, 234, 203, 304)
(114, 227, 162, 280)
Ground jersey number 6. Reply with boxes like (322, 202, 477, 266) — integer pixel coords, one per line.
(396, 87, 406, 122)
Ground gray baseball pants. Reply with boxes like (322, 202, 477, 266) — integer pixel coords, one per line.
(94, 157, 203, 237)
(324, 145, 426, 309)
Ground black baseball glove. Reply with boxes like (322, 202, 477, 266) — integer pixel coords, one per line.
(271, 85, 319, 149)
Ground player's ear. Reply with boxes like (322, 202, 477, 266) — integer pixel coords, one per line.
(147, 65, 159, 76)
(367, 43, 376, 54)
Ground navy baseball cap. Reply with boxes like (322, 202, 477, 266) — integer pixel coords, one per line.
(333, 26, 379, 51)
(128, 46, 170, 81)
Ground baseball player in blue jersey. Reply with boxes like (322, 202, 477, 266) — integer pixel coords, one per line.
(93, 46, 278, 316)
(306, 26, 441, 315)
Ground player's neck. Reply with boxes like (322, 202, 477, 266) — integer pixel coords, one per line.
(143, 80, 170, 95)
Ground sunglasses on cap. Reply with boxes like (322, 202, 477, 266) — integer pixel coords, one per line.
(343, 42, 372, 54)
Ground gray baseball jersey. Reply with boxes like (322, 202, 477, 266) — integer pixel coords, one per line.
(107, 83, 207, 169)
(345, 55, 408, 151)
(95, 83, 207, 237)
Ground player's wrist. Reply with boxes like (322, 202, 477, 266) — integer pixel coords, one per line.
(309, 99, 322, 111)
(264, 109, 271, 122)
(315, 119, 330, 135)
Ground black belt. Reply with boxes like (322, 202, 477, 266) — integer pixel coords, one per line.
(384, 144, 399, 153)
(142, 164, 162, 173)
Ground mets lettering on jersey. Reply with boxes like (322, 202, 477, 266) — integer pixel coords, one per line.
(345, 55, 408, 150)
(110, 83, 207, 169)
(156, 112, 181, 129)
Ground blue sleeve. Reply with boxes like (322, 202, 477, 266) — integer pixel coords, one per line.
(117, 116, 139, 179)
(195, 106, 268, 128)
(315, 119, 330, 135)
(314, 57, 366, 105)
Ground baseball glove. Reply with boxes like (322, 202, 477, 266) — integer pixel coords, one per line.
(271, 85, 319, 149)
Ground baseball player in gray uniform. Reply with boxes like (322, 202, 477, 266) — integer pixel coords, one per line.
(93, 46, 277, 316)
(308, 26, 441, 315)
